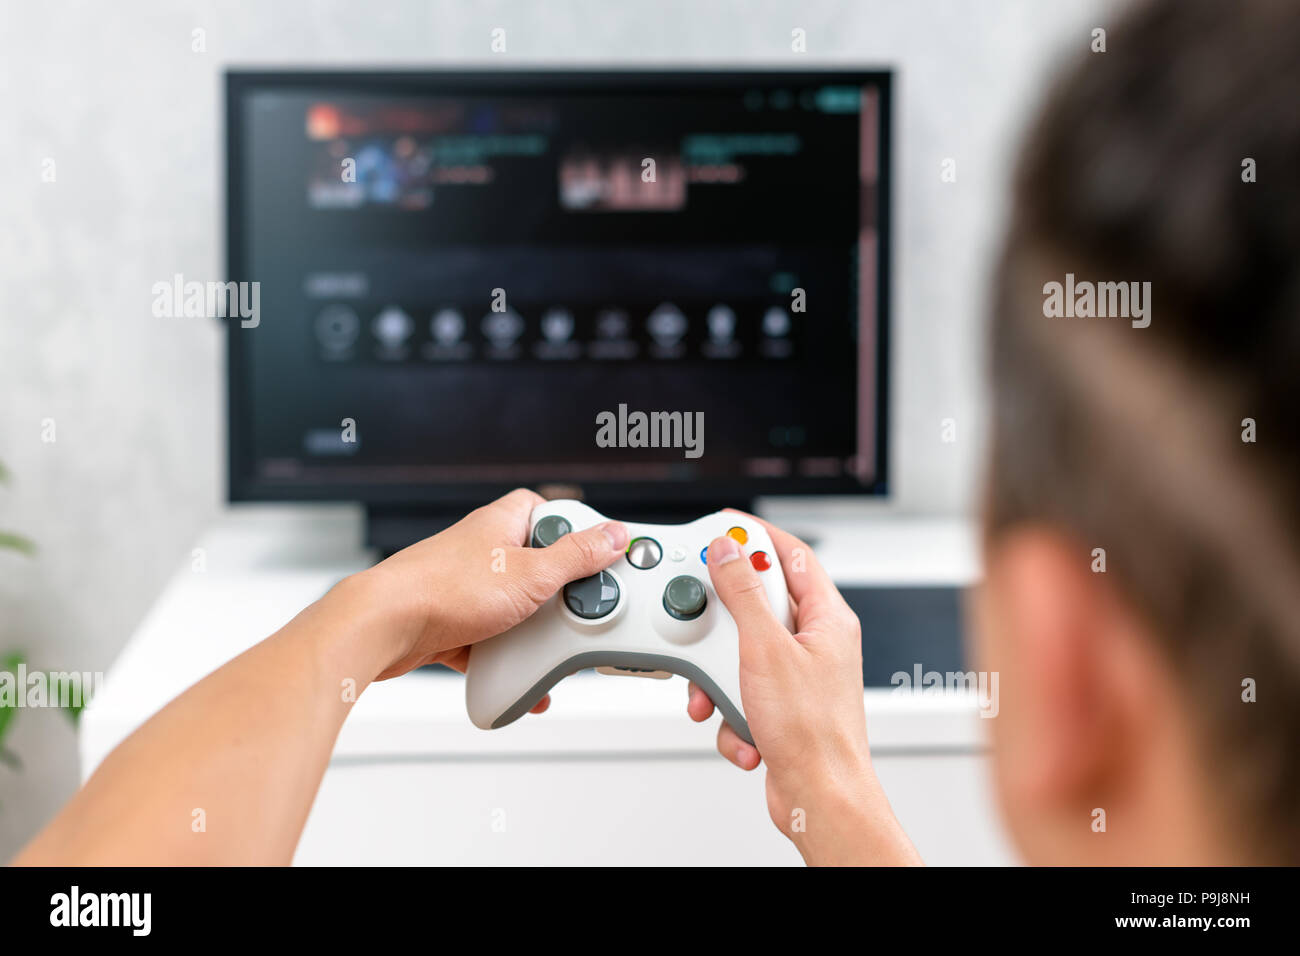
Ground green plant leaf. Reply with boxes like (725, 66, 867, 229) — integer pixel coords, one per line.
(54, 673, 91, 725)
(0, 652, 23, 757)
(0, 532, 35, 556)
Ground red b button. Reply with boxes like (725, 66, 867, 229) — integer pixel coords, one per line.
(750, 551, 771, 572)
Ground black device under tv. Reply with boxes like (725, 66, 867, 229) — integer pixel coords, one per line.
(225, 69, 892, 553)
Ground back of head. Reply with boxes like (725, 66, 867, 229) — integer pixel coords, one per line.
(988, 0, 1300, 861)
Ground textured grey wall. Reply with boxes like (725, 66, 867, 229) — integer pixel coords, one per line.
(0, 0, 1109, 856)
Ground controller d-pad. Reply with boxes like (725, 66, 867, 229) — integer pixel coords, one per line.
(663, 575, 707, 621)
(563, 570, 621, 620)
(531, 514, 572, 548)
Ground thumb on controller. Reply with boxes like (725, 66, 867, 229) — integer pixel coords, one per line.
(522, 521, 630, 595)
(706, 535, 788, 658)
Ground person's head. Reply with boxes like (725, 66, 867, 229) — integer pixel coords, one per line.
(973, 0, 1300, 864)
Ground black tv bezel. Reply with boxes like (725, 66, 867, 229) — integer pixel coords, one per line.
(224, 68, 892, 510)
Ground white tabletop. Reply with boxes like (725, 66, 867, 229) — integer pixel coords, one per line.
(79, 503, 986, 780)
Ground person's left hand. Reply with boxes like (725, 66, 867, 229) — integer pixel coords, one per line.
(343, 489, 629, 699)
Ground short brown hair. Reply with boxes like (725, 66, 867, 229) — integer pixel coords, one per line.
(987, 0, 1300, 860)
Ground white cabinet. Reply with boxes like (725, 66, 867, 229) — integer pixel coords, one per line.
(296, 749, 1013, 866)
(82, 505, 1016, 866)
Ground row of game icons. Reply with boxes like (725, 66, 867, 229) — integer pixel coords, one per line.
(313, 302, 796, 360)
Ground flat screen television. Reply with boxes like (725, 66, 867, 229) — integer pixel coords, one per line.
(225, 69, 891, 547)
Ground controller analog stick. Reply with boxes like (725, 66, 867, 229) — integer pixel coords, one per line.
(563, 570, 621, 620)
(531, 514, 572, 548)
(663, 575, 707, 621)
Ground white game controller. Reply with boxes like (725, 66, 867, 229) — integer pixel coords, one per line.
(465, 499, 792, 745)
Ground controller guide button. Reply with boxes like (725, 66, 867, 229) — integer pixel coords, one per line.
(626, 536, 663, 570)
(663, 575, 708, 621)
(531, 514, 572, 549)
(750, 550, 772, 571)
(726, 526, 748, 545)
(563, 570, 621, 620)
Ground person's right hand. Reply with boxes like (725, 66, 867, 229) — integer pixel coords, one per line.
(685, 512, 921, 865)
